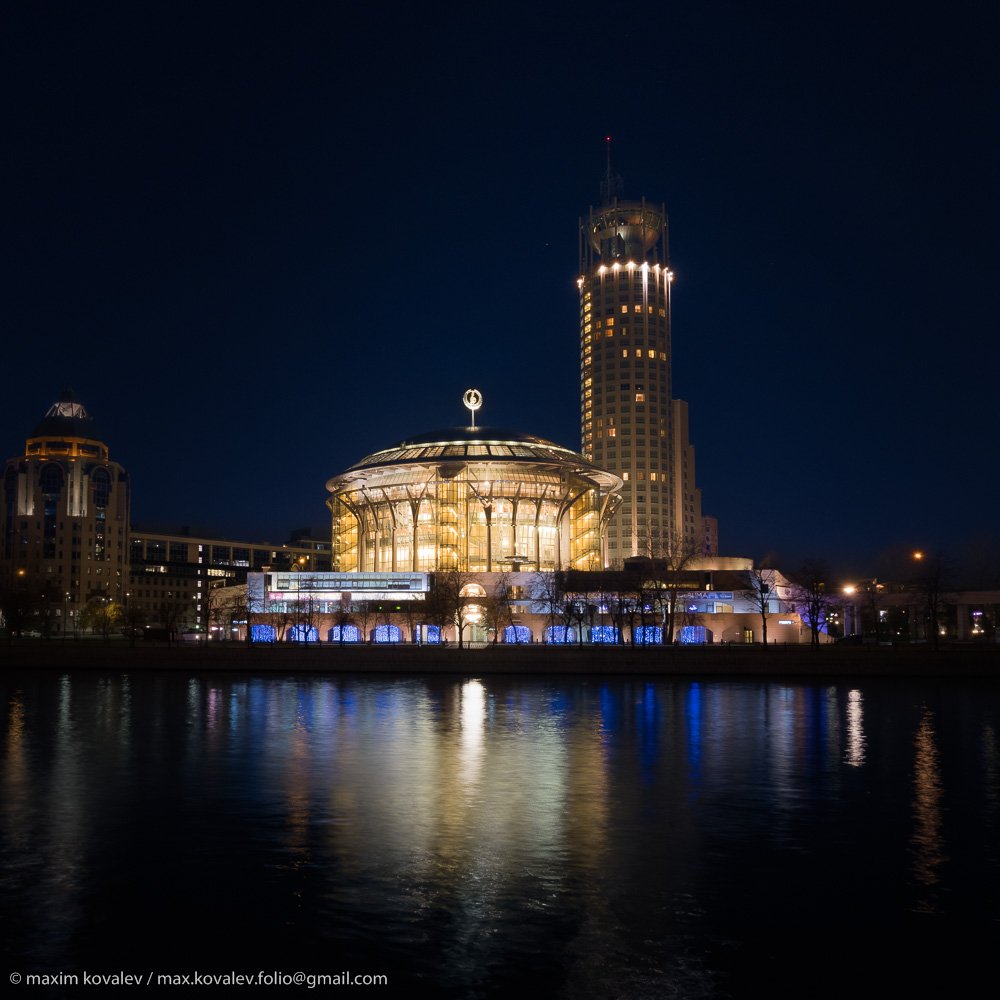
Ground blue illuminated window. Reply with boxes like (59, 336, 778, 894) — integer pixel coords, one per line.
(419, 624, 441, 644)
(634, 625, 662, 645)
(251, 624, 276, 643)
(679, 626, 708, 645)
(545, 626, 576, 644)
(328, 624, 361, 643)
(374, 624, 402, 644)
(289, 625, 319, 643)
(590, 625, 621, 644)
(504, 625, 531, 644)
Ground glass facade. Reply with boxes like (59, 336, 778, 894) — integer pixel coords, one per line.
(327, 433, 621, 574)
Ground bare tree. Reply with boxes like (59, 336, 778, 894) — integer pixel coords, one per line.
(744, 567, 777, 645)
(331, 594, 355, 645)
(531, 571, 564, 643)
(909, 552, 952, 648)
(482, 572, 516, 645)
(353, 600, 378, 644)
(428, 569, 474, 648)
(790, 559, 833, 647)
(648, 534, 702, 643)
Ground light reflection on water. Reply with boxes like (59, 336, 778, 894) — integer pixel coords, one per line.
(2, 672, 1000, 997)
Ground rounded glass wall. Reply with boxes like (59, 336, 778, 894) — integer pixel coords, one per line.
(328, 432, 621, 576)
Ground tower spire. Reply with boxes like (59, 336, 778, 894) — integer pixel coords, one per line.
(600, 135, 623, 203)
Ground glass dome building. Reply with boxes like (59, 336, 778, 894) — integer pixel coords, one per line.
(326, 425, 622, 574)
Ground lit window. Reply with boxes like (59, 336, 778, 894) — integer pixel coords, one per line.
(659, 352, 666, 360)
(607, 428, 616, 438)
(621, 349, 628, 358)
(648, 349, 655, 358)
(650, 472, 658, 482)
(621, 305, 628, 314)
(635, 393, 645, 402)
(622, 472, 629, 481)
(635, 348, 641, 357)
(634, 304, 642, 313)
(606, 317, 614, 327)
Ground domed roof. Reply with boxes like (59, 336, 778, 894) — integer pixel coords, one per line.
(29, 389, 104, 441)
(334, 425, 620, 491)
(399, 426, 558, 448)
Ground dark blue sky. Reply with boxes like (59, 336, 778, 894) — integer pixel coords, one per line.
(5, 1, 998, 575)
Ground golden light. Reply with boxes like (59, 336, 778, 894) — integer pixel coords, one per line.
(843, 585, 856, 595)
(913, 551, 924, 561)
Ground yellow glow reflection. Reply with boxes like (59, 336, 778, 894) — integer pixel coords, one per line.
(911, 708, 947, 909)
(845, 689, 865, 767)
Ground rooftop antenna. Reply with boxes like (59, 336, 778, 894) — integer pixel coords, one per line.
(463, 388, 482, 430)
(600, 135, 623, 202)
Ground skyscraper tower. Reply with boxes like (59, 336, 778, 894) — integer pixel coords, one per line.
(578, 144, 703, 566)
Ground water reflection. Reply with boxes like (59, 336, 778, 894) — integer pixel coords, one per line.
(911, 708, 947, 910)
(845, 688, 866, 767)
(1, 673, 998, 995)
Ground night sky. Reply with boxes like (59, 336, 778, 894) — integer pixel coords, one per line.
(5, 1, 998, 577)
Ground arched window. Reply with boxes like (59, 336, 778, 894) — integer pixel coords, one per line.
(679, 626, 709, 645)
(3, 468, 16, 558)
(504, 624, 531, 644)
(39, 464, 64, 496)
(39, 464, 63, 559)
(374, 624, 402, 644)
(591, 625, 621, 644)
(418, 624, 441, 644)
(288, 624, 319, 643)
(251, 624, 276, 643)
(633, 625, 662, 645)
(545, 625, 576, 644)
(91, 467, 111, 508)
(328, 624, 361, 643)
(90, 467, 111, 561)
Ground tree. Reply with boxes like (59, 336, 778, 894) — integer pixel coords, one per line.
(157, 596, 187, 645)
(421, 583, 457, 646)
(122, 603, 147, 646)
(482, 572, 516, 644)
(744, 567, 777, 645)
(791, 559, 833, 647)
(531, 571, 564, 643)
(856, 579, 887, 643)
(80, 599, 123, 641)
(332, 594, 355, 645)
(0, 582, 44, 640)
(649, 533, 702, 643)
(427, 569, 474, 648)
(909, 552, 952, 648)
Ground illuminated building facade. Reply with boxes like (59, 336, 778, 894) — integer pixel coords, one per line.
(1, 391, 130, 625)
(129, 526, 330, 634)
(326, 421, 622, 574)
(578, 162, 703, 565)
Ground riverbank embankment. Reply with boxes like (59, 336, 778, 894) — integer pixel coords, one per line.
(2, 640, 1000, 676)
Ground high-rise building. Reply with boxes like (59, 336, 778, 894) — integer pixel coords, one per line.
(1, 390, 130, 629)
(578, 153, 703, 566)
